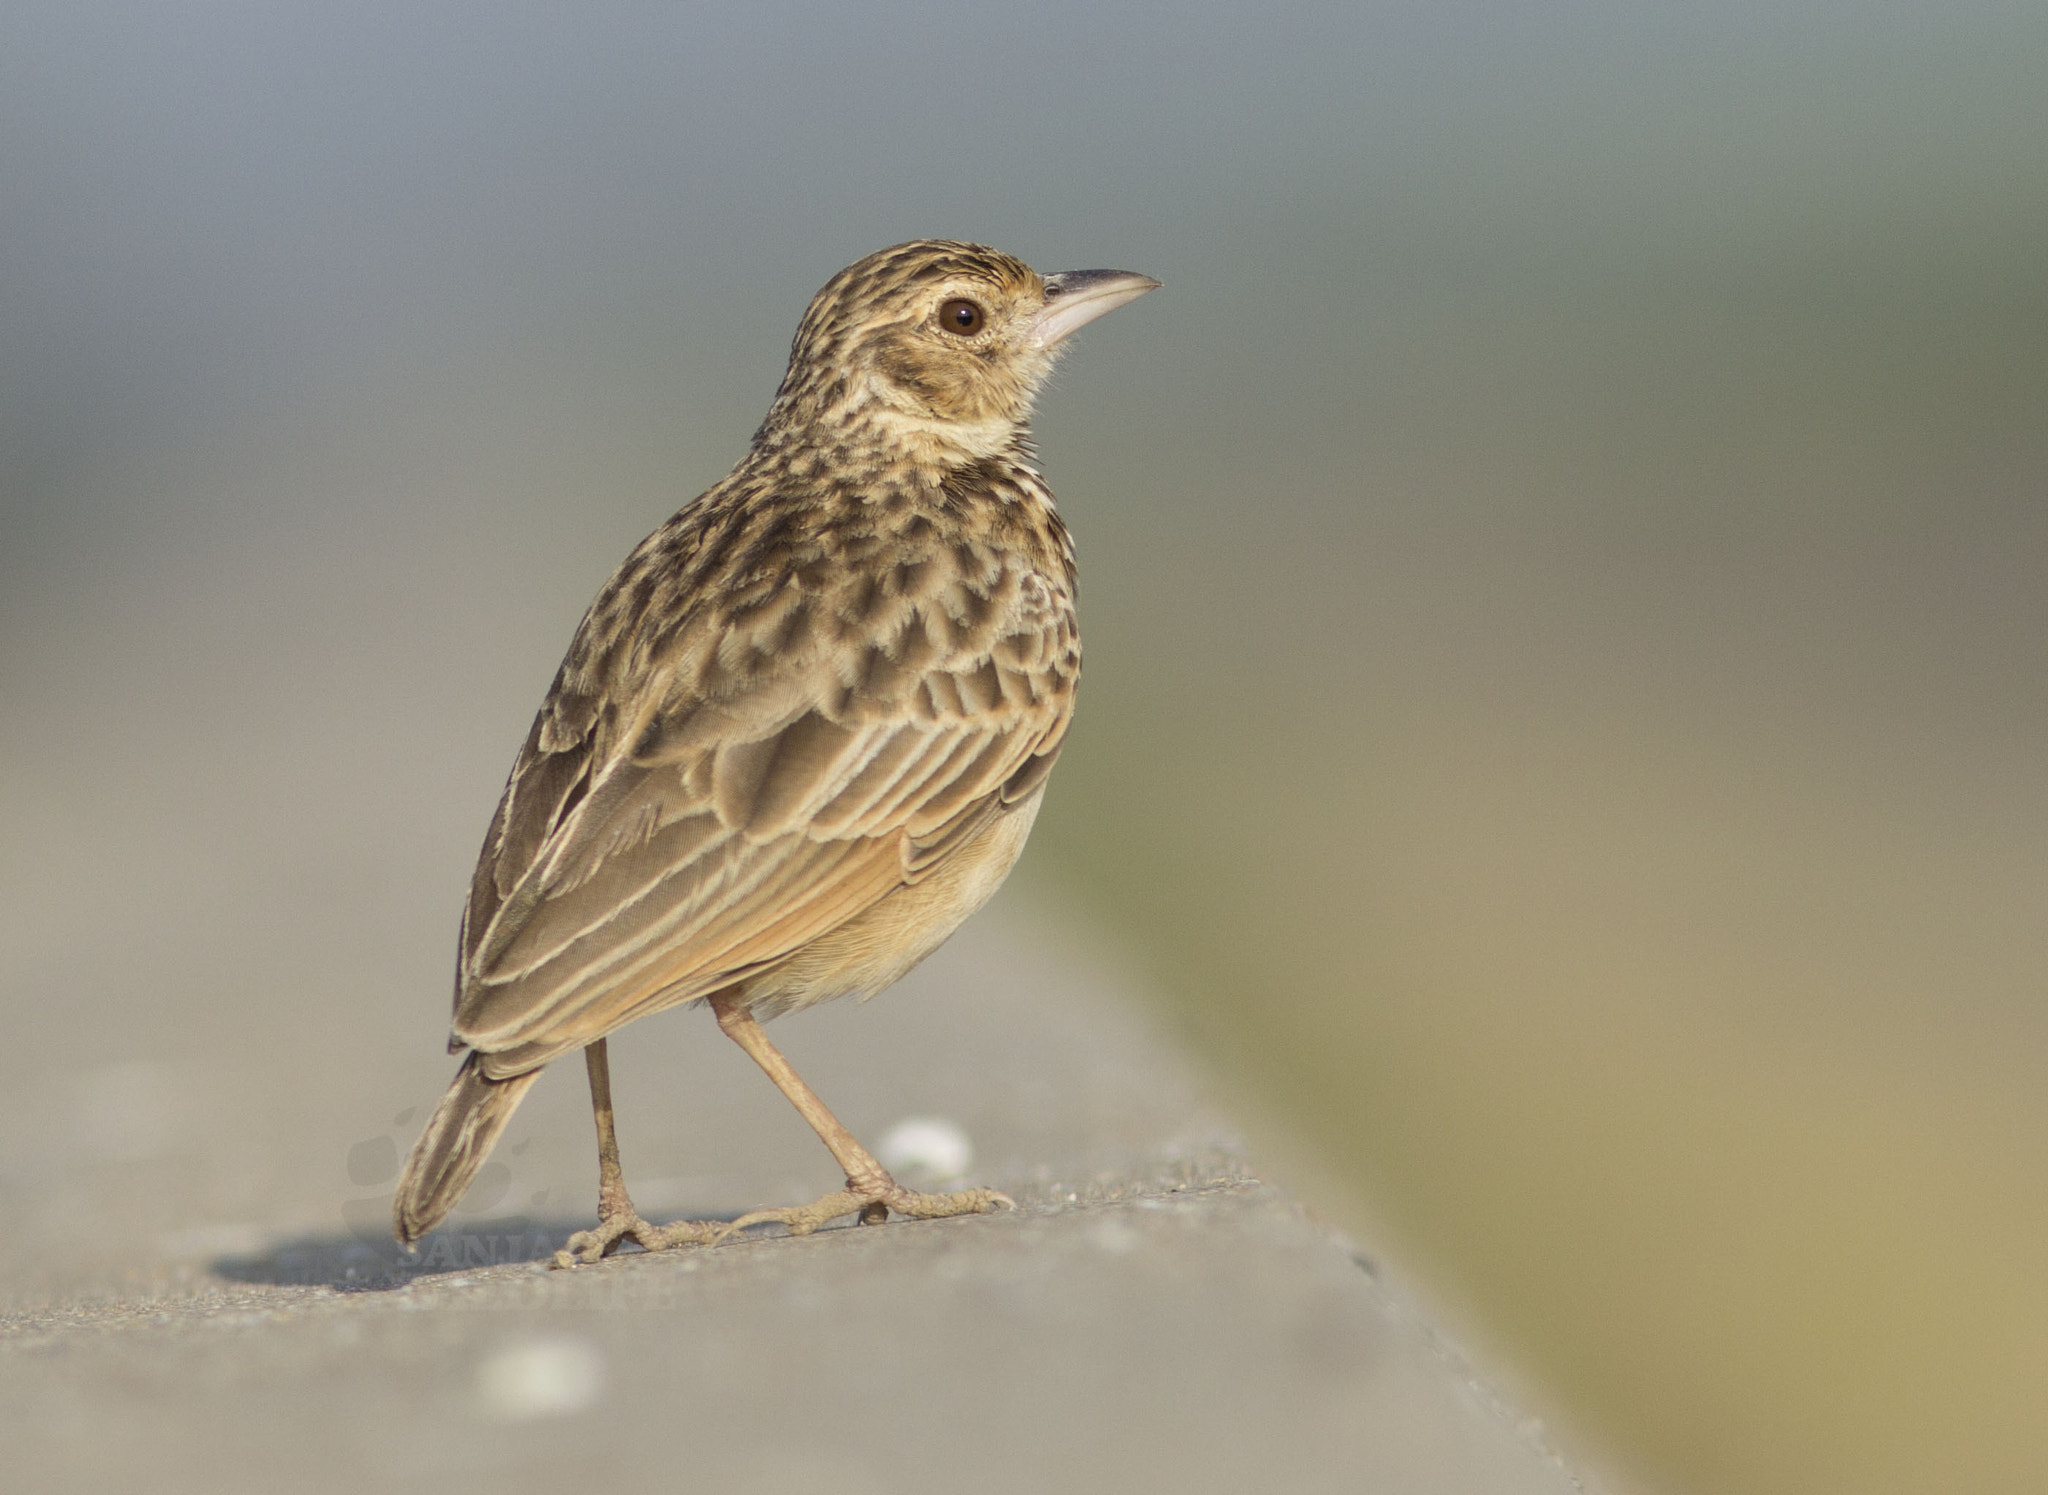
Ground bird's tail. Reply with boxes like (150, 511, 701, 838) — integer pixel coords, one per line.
(392, 1052, 543, 1246)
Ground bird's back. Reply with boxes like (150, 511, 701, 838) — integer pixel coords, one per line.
(449, 445, 1079, 1078)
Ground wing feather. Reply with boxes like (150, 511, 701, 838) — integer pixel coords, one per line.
(450, 546, 1076, 1066)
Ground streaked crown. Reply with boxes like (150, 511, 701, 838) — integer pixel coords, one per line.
(761, 241, 1157, 458)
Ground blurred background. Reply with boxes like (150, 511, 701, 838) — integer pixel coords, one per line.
(3, 4, 2044, 1492)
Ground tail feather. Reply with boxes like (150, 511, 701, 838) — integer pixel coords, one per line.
(392, 1052, 543, 1245)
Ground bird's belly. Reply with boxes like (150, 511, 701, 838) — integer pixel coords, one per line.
(734, 790, 1044, 1021)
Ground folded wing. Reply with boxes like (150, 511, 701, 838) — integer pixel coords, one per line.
(450, 553, 1076, 1072)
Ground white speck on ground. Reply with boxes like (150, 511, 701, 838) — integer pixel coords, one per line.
(875, 1116, 974, 1181)
(475, 1337, 607, 1422)
(1088, 1216, 1142, 1254)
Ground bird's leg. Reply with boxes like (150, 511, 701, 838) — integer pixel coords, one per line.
(551, 1038, 728, 1267)
(710, 992, 1013, 1238)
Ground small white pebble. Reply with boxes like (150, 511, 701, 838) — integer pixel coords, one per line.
(475, 1337, 606, 1421)
(875, 1117, 974, 1181)
(1089, 1217, 1142, 1255)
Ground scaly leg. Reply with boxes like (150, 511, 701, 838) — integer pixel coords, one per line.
(711, 992, 1013, 1238)
(551, 1038, 728, 1267)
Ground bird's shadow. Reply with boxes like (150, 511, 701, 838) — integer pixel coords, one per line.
(210, 1205, 743, 1293)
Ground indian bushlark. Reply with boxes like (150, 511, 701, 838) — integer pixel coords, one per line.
(392, 241, 1157, 1263)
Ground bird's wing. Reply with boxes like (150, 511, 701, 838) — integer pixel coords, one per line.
(450, 551, 1075, 1068)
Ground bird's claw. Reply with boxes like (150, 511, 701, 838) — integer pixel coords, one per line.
(726, 1182, 1014, 1239)
(549, 1211, 730, 1268)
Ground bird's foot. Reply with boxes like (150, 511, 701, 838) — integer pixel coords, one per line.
(550, 1210, 729, 1268)
(724, 1172, 1014, 1239)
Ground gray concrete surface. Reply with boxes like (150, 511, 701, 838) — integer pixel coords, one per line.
(0, 910, 1589, 1494)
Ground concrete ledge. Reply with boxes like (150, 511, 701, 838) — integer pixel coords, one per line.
(0, 910, 1590, 1494)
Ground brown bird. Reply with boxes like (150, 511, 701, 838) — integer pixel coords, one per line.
(392, 240, 1158, 1264)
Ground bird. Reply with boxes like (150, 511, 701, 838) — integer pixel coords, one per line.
(391, 240, 1158, 1265)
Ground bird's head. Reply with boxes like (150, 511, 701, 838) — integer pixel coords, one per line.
(764, 240, 1158, 465)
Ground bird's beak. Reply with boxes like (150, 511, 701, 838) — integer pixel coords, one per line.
(1031, 269, 1162, 348)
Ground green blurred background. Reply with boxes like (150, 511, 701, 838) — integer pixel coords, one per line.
(3, 5, 2044, 1491)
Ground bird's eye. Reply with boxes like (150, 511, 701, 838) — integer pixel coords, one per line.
(938, 298, 985, 335)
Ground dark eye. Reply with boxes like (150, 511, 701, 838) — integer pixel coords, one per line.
(938, 298, 985, 335)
